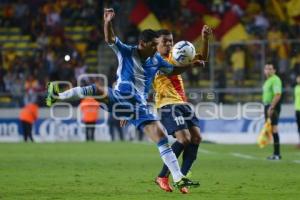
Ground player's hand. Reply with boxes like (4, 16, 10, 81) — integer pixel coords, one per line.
(120, 120, 127, 127)
(202, 25, 212, 40)
(191, 60, 206, 68)
(267, 107, 274, 118)
(104, 8, 115, 23)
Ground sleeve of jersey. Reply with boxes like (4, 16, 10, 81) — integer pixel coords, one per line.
(272, 78, 282, 94)
(108, 37, 131, 55)
(157, 55, 174, 74)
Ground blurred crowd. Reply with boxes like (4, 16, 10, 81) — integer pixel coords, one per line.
(0, 0, 104, 107)
(1, 0, 300, 107)
(142, 0, 300, 90)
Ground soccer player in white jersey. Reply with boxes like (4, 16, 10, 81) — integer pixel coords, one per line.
(46, 8, 204, 190)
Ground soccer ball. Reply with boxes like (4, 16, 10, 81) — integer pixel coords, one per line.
(171, 41, 196, 66)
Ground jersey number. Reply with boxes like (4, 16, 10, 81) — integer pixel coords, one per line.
(174, 116, 185, 126)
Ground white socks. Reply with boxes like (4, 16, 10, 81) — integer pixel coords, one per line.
(58, 85, 96, 101)
(58, 87, 84, 101)
(157, 137, 183, 182)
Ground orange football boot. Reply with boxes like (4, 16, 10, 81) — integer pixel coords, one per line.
(155, 177, 173, 192)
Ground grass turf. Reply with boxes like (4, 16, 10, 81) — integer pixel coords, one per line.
(0, 142, 299, 200)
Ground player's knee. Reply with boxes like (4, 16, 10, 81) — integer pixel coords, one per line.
(191, 134, 202, 144)
(144, 121, 167, 143)
(272, 125, 278, 133)
(95, 85, 105, 96)
(175, 130, 191, 146)
(177, 136, 191, 146)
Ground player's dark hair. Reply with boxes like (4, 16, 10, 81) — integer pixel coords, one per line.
(139, 29, 158, 42)
(265, 62, 277, 71)
(156, 29, 172, 36)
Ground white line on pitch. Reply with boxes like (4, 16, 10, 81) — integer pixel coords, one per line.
(293, 160, 300, 164)
(230, 152, 257, 160)
(199, 148, 217, 154)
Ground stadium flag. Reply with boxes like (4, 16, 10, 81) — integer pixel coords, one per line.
(271, 0, 286, 21)
(230, 0, 248, 10)
(182, 18, 205, 50)
(210, 10, 249, 48)
(184, 0, 209, 14)
(203, 15, 221, 29)
(257, 119, 273, 148)
(214, 10, 239, 40)
(220, 23, 249, 49)
(285, 0, 300, 24)
(129, 0, 162, 30)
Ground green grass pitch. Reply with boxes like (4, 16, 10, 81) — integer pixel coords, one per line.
(0, 142, 300, 200)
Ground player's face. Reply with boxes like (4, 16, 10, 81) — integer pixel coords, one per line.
(142, 38, 158, 57)
(157, 34, 173, 56)
(297, 76, 300, 84)
(264, 64, 275, 77)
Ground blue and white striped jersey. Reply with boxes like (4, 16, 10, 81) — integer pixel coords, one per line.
(109, 37, 174, 104)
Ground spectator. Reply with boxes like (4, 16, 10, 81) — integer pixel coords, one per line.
(45, 4, 61, 29)
(79, 97, 99, 141)
(253, 12, 269, 33)
(277, 33, 290, 80)
(3, 70, 15, 92)
(24, 74, 40, 105)
(108, 113, 125, 141)
(3, 48, 17, 71)
(19, 103, 39, 142)
(14, 0, 29, 33)
(267, 25, 283, 62)
(75, 60, 87, 81)
(230, 46, 245, 86)
(36, 31, 49, 49)
(10, 75, 24, 107)
(0, 0, 300, 107)
(0, 65, 7, 92)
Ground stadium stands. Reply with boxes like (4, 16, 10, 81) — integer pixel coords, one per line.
(0, 0, 300, 106)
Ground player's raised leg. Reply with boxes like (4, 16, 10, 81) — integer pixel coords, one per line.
(46, 82, 108, 106)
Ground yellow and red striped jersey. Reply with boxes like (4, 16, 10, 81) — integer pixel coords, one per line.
(153, 55, 187, 108)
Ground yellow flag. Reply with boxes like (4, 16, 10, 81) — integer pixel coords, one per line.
(203, 15, 221, 29)
(257, 119, 273, 148)
(138, 13, 162, 30)
(221, 23, 249, 49)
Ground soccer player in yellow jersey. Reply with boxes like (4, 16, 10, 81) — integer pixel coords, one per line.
(154, 26, 211, 193)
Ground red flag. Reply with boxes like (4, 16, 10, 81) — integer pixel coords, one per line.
(230, 0, 248, 10)
(185, 0, 209, 14)
(183, 18, 204, 41)
(129, 1, 150, 25)
(129, 0, 161, 30)
(214, 10, 239, 39)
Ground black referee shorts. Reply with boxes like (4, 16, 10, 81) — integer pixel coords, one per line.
(264, 105, 281, 126)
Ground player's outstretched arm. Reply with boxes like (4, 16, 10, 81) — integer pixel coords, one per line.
(104, 8, 116, 44)
(158, 54, 205, 75)
(195, 25, 212, 61)
(170, 60, 206, 75)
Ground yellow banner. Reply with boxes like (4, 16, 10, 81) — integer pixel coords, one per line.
(138, 13, 162, 30)
(203, 15, 221, 29)
(221, 23, 249, 49)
